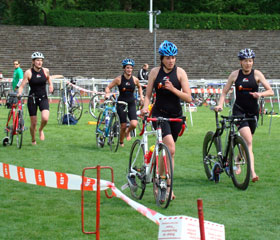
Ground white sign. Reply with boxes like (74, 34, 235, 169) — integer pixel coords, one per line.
(158, 216, 225, 240)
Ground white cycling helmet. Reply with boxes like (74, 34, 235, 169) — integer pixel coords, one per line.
(31, 52, 44, 59)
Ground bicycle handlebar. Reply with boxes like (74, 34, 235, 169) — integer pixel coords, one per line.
(147, 116, 185, 123)
(221, 115, 256, 123)
(139, 115, 186, 136)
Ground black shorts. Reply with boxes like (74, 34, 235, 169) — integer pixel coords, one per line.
(232, 104, 259, 134)
(152, 107, 182, 142)
(28, 95, 49, 116)
(117, 101, 137, 124)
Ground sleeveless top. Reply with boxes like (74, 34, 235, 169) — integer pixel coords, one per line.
(153, 65, 182, 116)
(117, 75, 135, 103)
(29, 68, 48, 97)
(234, 69, 258, 114)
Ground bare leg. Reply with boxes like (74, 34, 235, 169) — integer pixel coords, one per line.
(30, 116, 37, 144)
(239, 127, 258, 180)
(119, 123, 127, 147)
(125, 119, 137, 141)
(38, 110, 49, 141)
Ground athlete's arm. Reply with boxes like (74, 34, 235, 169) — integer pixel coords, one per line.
(250, 70, 274, 98)
(165, 67, 192, 103)
(215, 70, 238, 111)
(105, 76, 120, 98)
(17, 69, 31, 96)
(134, 77, 144, 104)
(44, 68, 53, 93)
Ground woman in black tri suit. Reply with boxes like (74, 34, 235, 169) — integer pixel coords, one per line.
(105, 58, 144, 147)
(215, 48, 274, 183)
(18, 52, 53, 145)
(141, 40, 192, 199)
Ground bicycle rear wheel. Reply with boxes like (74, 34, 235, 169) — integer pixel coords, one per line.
(89, 94, 105, 119)
(95, 111, 106, 148)
(128, 139, 146, 199)
(229, 135, 251, 190)
(1, 91, 7, 107)
(16, 110, 24, 149)
(108, 112, 120, 152)
(57, 98, 65, 124)
(153, 143, 173, 209)
(70, 92, 83, 120)
(202, 131, 221, 180)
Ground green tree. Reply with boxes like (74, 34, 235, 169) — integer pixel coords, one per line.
(9, 0, 42, 25)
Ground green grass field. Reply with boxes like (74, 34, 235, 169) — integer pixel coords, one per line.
(0, 103, 279, 240)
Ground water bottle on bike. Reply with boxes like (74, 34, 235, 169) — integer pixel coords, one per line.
(105, 112, 110, 126)
(145, 145, 155, 164)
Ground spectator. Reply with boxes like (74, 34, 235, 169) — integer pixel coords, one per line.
(12, 60, 24, 91)
(137, 63, 149, 81)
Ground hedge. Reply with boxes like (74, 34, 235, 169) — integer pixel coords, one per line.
(47, 10, 280, 30)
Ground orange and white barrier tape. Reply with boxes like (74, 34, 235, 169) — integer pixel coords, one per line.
(1, 78, 12, 82)
(0, 162, 164, 224)
(1, 162, 225, 239)
(191, 88, 222, 94)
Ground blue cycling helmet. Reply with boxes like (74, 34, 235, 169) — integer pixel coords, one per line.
(122, 58, 135, 67)
(158, 40, 178, 56)
(238, 48, 255, 60)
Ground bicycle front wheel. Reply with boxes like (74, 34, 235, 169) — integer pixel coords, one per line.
(153, 143, 173, 209)
(16, 110, 24, 149)
(202, 131, 221, 180)
(57, 98, 65, 124)
(6, 110, 14, 146)
(108, 112, 120, 152)
(229, 135, 251, 190)
(89, 94, 104, 119)
(128, 139, 146, 199)
(95, 111, 105, 148)
(70, 92, 83, 120)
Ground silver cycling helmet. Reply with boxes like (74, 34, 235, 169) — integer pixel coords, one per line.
(238, 48, 255, 60)
(31, 52, 44, 59)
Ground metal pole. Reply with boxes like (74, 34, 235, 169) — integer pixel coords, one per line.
(197, 199, 205, 240)
(154, 20, 156, 67)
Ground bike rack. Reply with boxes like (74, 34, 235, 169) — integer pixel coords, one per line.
(81, 165, 114, 239)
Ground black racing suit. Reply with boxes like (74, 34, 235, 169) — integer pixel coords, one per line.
(233, 69, 259, 134)
(117, 75, 137, 123)
(152, 65, 182, 142)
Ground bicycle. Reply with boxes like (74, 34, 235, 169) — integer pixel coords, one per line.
(89, 93, 106, 119)
(202, 108, 255, 190)
(0, 81, 10, 107)
(127, 114, 186, 208)
(57, 79, 83, 124)
(95, 95, 127, 152)
(3, 93, 26, 149)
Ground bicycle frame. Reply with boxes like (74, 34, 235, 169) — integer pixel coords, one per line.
(203, 109, 255, 190)
(95, 95, 127, 151)
(4, 95, 25, 148)
(130, 115, 186, 183)
(96, 99, 119, 137)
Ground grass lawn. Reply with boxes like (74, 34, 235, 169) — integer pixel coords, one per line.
(0, 102, 279, 240)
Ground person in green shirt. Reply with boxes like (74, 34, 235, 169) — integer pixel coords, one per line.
(12, 60, 24, 91)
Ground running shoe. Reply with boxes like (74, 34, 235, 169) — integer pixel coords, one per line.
(211, 162, 221, 183)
